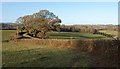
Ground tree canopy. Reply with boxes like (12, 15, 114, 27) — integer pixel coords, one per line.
(16, 10, 61, 39)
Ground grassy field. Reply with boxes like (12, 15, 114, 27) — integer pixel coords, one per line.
(2, 30, 109, 41)
(2, 30, 91, 67)
(99, 30, 118, 36)
(2, 30, 16, 41)
(48, 32, 108, 39)
(2, 30, 113, 67)
(2, 42, 91, 67)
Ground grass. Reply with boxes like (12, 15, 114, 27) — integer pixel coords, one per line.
(2, 30, 109, 41)
(99, 30, 118, 36)
(2, 30, 118, 67)
(2, 30, 91, 67)
(2, 30, 16, 41)
(48, 32, 108, 39)
(2, 42, 91, 67)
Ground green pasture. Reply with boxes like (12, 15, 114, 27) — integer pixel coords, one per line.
(99, 30, 118, 36)
(1, 30, 112, 67)
(2, 30, 109, 41)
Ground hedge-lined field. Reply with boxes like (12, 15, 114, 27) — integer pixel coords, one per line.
(48, 32, 109, 39)
(2, 30, 110, 41)
(2, 39, 119, 67)
(2, 30, 119, 67)
(99, 30, 118, 36)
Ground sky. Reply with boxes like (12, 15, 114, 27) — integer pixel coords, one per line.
(1, 2, 118, 25)
(1, 0, 119, 2)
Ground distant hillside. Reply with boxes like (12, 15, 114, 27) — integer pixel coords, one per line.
(0, 23, 18, 30)
(0, 23, 119, 32)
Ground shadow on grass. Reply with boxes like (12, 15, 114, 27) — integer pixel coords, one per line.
(78, 35, 105, 39)
(17, 37, 31, 39)
(49, 32, 107, 39)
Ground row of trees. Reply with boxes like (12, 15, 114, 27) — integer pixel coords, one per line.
(60, 25, 119, 40)
(1, 23, 118, 32)
(60, 25, 98, 34)
(92, 24, 118, 31)
(0, 23, 17, 30)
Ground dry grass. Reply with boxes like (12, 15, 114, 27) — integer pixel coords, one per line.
(12, 39, 119, 67)
(2, 30, 119, 67)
